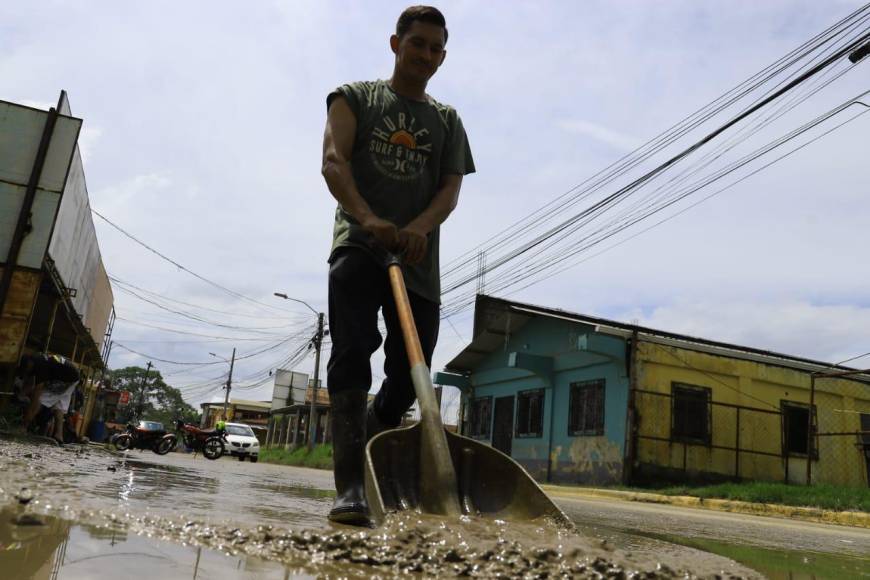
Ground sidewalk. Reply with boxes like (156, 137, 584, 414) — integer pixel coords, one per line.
(542, 484, 870, 529)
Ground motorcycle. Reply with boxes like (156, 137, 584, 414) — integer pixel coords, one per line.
(113, 420, 177, 455)
(175, 419, 226, 460)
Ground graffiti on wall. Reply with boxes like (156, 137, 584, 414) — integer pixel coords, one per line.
(550, 436, 623, 484)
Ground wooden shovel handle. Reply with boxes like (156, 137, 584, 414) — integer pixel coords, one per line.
(387, 263, 426, 368)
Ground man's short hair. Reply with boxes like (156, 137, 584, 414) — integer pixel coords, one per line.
(397, 5, 448, 44)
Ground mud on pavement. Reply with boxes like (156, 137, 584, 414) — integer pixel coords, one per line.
(0, 438, 758, 578)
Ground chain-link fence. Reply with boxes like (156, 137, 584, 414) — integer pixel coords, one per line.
(633, 381, 870, 487)
(812, 371, 870, 487)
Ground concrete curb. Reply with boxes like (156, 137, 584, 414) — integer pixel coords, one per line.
(541, 485, 870, 529)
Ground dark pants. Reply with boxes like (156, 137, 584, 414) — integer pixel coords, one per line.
(326, 247, 440, 427)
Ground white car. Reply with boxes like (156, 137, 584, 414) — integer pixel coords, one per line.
(224, 423, 260, 462)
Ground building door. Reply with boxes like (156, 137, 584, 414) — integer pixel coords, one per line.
(492, 396, 514, 456)
(861, 413, 870, 487)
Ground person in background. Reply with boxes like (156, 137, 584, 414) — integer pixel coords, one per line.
(18, 353, 80, 444)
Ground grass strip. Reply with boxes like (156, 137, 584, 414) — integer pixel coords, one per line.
(258, 444, 333, 470)
(641, 481, 870, 512)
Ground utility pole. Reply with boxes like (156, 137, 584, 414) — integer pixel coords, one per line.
(223, 347, 236, 420)
(272, 292, 325, 449)
(136, 361, 152, 422)
(308, 312, 324, 449)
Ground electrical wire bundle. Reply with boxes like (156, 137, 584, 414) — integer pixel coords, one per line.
(92, 208, 326, 403)
(439, 5, 870, 319)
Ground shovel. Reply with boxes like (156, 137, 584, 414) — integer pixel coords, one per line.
(363, 254, 571, 527)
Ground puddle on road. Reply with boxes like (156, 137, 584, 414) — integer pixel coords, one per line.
(646, 532, 870, 580)
(0, 441, 333, 529)
(0, 439, 761, 578)
(0, 506, 299, 579)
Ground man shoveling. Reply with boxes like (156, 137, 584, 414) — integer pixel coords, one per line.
(320, 5, 475, 525)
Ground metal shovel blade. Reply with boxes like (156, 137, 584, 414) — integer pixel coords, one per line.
(364, 425, 571, 527)
(362, 256, 570, 527)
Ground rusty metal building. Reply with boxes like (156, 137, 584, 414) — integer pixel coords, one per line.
(1, 92, 114, 435)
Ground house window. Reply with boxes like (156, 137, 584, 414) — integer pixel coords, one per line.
(782, 401, 817, 458)
(516, 389, 544, 438)
(569, 379, 605, 436)
(469, 396, 492, 438)
(671, 383, 711, 444)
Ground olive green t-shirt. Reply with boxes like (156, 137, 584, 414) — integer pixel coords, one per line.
(326, 80, 475, 304)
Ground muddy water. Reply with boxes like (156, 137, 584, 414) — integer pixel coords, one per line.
(0, 439, 758, 578)
(0, 506, 295, 579)
(0, 439, 334, 528)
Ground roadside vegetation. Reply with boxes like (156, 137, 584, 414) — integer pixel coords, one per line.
(109, 366, 199, 427)
(626, 481, 870, 513)
(259, 444, 333, 470)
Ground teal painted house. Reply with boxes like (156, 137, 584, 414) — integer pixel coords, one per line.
(437, 295, 870, 488)
(436, 295, 632, 485)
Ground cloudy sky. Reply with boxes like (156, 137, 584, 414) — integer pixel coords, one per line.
(3, 1, 868, 413)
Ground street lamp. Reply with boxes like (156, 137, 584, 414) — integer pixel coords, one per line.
(275, 292, 325, 449)
(210, 349, 236, 420)
(273, 292, 318, 316)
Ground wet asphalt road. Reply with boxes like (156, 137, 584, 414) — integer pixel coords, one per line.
(556, 495, 870, 578)
(557, 494, 870, 558)
(1, 440, 867, 578)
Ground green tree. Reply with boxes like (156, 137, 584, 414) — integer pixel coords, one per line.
(109, 366, 199, 427)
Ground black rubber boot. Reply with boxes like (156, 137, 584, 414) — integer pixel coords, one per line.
(328, 390, 369, 526)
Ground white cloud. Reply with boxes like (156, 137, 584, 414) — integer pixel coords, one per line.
(91, 173, 172, 217)
(77, 125, 102, 163)
(617, 300, 870, 365)
(558, 119, 642, 151)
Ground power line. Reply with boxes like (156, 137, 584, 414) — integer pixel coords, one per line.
(112, 282, 306, 333)
(461, 91, 869, 308)
(441, 6, 870, 287)
(495, 97, 870, 299)
(114, 343, 222, 366)
(114, 316, 289, 340)
(110, 336, 278, 344)
(438, 12, 870, 317)
(109, 275, 307, 322)
(91, 207, 305, 316)
(834, 351, 870, 366)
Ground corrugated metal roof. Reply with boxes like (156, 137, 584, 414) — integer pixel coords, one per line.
(443, 295, 870, 381)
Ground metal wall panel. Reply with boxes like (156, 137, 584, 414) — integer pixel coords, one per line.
(46, 94, 114, 349)
(85, 260, 113, 347)
(0, 184, 61, 269)
(0, 101, 82, 193)
(47, 150, 102, 315)
(0, 101, 81, 266)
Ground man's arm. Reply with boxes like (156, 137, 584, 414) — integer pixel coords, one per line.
(400, 173, 463, 265)
(321, 96, 399, 250)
